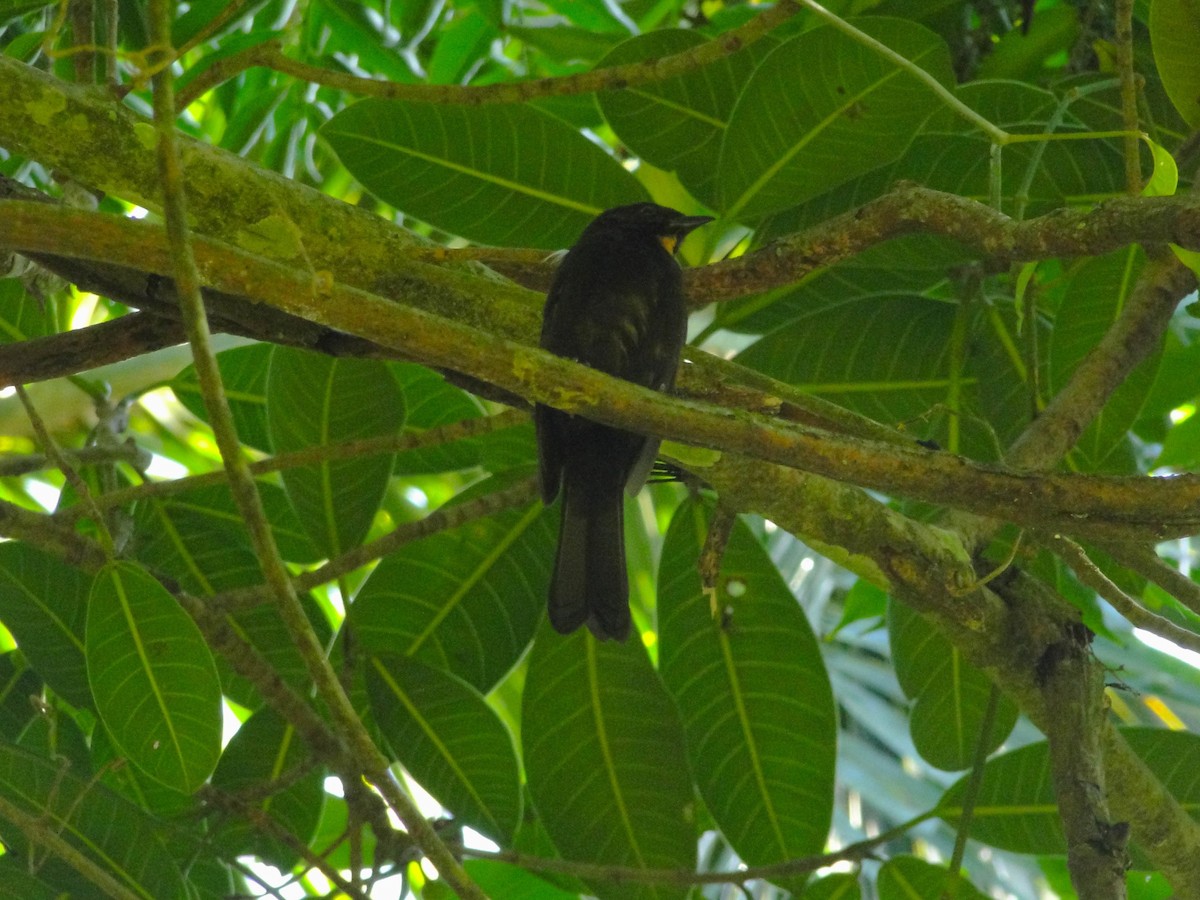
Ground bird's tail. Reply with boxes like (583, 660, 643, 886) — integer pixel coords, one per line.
(548, 474, 630, 641)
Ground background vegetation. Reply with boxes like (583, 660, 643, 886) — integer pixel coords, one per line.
(1, 0, 1200, 897)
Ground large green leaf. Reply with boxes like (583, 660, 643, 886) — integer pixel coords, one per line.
(267, 346, 405, 557)
(939, 728, 1200, 854)
(734, 292, 959, 428)
(367, 654, 521, 843)
(0, 543, 91, 706)
(1150, 0, 1200, 127)
(133, 481, 319, 587)
(718, 17, 954, 221)
(597, 29, 775, 208)
(657, 500, 836, 876)
(390, 361, 486, 475)
(760, 79, 1127, 239)
(320, 99, 648, 248)
(521, 621, 693, 900)
(210, 707, 326, 870)
(0, 740, 187, 898)
(889, 599, 1017, 772)
(86, 561, 222, 793)
(1050, 248, 1158, 472)
(349, 497, 553, 692)
(172, 343, 273, 453)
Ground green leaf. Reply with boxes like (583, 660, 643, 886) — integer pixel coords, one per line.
(0, 740, 188, 898)
(133, 482, 319, 591)
(462, 859, 580, 899)
(1150, 0, 1200, 126)
(976, 4, 1079, 82)
(522, 621, 694, 900)
(320, 99, 648, 248)
(939, 728, 1200, 854)
(267, 346, 405, 557)
(734, 291, 959, 428)
(1050, 248, 1158, 472)
(427, 9, 496, 84)
(0, 543, 91, 706)
(211, 707, 326, 870)
(90, 723, 195, 819)
(391, 361, 485, 475)
(220, 592, 332, 710)
(309, 0, 418, 83)
(0, 654, 41, 739)
(718, 17, 954, 220)
(350, 496, 552, 691)
(0, 1, 54, 26)
(888, 599, 1017, 771)
(507, 23, 624, 65)
(86, 561, 222, 793)
(759, 80, 1127, 237)
(172, 343, 273, 453)
(597, 29, 775, 208)
(657, 500, 837, 876)
(367, 654, 521, 843)
(1156, 408, 1200, 469)
(876, 855, 989, 899)
(0, 857, 74, 900)
(1141, 136, 1180, 198)
(803, 871, 863, 899)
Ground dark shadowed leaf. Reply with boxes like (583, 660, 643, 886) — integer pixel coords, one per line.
(522, 621, 693, 900)
(321, 99, 647, 248)
(267, 346, 405, 557)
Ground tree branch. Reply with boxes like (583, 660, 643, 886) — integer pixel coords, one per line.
(692, 185, 1200, 302)
(4, 201, 1199, 541)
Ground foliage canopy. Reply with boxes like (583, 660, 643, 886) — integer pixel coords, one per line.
(1, 1, 1200, 898)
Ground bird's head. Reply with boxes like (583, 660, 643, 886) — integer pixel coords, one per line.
(586, 203, 714, 256)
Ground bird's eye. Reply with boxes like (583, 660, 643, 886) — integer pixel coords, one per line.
(658, 235, 679, 254)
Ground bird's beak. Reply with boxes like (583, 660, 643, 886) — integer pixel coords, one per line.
(673, 214, 715, 236)
(660, 214, 715, 254)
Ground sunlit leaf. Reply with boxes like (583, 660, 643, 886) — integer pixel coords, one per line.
(86, 562, 221, 793)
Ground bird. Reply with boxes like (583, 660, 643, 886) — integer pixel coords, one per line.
(534, 203, 713, 641)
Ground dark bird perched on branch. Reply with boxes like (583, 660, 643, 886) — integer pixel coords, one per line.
(535, 203, 713, 641)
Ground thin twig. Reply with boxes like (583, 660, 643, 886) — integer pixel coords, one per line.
(450, 811, 935, 885)
(1114, 0, 1142, 194)
(1099, 541, 1200, 620)
(941, 686, 999, 899)
(177, 2, 801, 108)
(71, 408, 526, 515)
(1050, 536, 1200, 654)
(0, 793, 144, 900)
(14, 384, 114, 555)
(213, 475, 540, 613)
